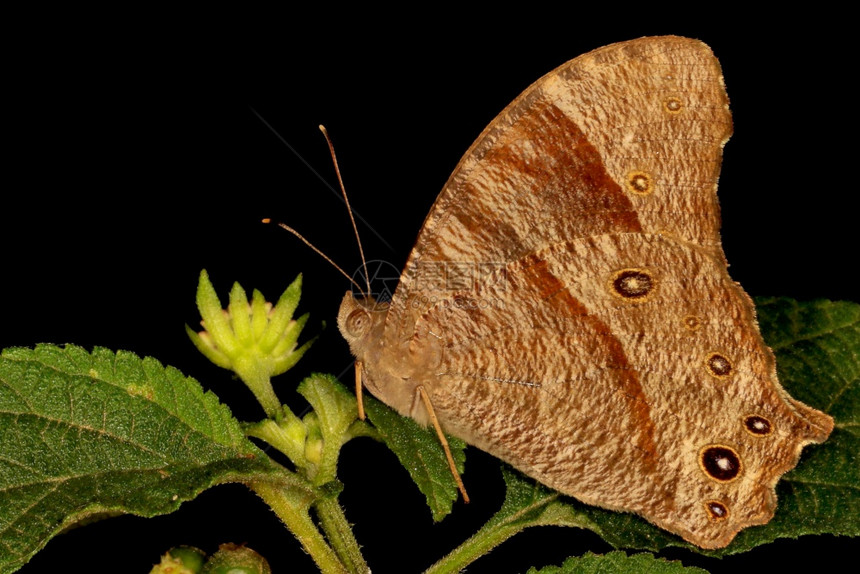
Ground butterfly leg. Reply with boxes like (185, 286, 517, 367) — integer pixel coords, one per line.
(416, 385, 470, 504)
(355, 361, 366, 420)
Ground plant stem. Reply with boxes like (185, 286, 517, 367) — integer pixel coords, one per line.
(236, 365, 282, 418)
(245, 416, 307, 470)
(423, 521, 527, 574)
(315, 495, 369, 574)
(250, 480, 348, 574)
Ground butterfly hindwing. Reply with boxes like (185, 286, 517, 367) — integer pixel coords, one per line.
(409, 231, 831, 548)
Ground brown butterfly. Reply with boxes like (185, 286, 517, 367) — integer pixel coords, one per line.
(336, 36, 833, 549)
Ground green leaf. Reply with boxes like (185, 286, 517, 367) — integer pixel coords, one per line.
(525, 551, 709, 574)
(0, 344, 286, 574)
(482, 466, 594, 533)
(363, 394, 466, 522)
(425, 467, 596, 574)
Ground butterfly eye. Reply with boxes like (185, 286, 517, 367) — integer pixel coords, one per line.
(345, 309, 371, 338)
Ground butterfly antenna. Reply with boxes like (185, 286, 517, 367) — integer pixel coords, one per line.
(319, 124, 372, 296)
(262, 219, 366, 295)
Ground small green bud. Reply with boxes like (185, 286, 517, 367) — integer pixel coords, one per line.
(150, 546, 206, 573)
(303, 412, 324, 468)
(201, 543, 272, 574)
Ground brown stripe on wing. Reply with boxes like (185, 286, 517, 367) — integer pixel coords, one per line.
(390, 99, 643, 339)
(414, 100, 643, 266)
(518, 253, 659, 472)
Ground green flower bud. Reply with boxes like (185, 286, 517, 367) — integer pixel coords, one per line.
(201, 543, 272, 574)
(150, 546, 206, 573)
(187, 270, 315, 417)
(303, 412, 324, 468)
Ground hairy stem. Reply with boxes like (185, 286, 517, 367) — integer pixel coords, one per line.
(315, 495, 369, 574)
(235, 363, 282, 418)
(250, 480, 347, 574)
(423, 521, 527, 574)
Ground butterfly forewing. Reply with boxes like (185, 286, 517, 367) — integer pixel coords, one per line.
(388, 36, 732, 335)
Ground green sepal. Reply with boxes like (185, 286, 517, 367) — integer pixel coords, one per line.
(298, 374, 359, 485)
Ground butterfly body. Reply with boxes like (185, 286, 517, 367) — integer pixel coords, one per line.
(337, 36, 833, 549)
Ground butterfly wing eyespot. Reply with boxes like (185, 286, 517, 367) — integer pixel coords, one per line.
(705, 352, 733, 378)
(625, 171, 654, 196)
(704, 500, 730, 522)
(699, 445, 742, 483)
(609, 268, 655, 301)
(743, 414, 773, 436)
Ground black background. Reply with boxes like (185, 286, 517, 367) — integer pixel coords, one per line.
(4, 11, 855, 574)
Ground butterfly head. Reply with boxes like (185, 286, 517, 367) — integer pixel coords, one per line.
(337, 291, 389, 359)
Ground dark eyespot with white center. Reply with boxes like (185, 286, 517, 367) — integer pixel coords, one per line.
(699, 445, 742, 482)
(704, 500, 729, 521)
(610, 268, 655, 301)
(743, 415, 773, 436)
(705, 352, 732, 378)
